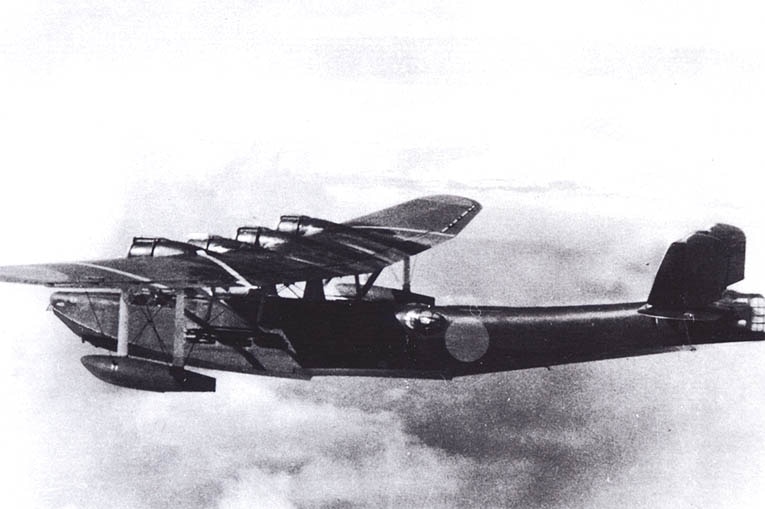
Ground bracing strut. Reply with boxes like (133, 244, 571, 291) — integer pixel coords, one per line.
(116, 289, 130, 356)
(172, 290, 187, 368)
(403, 257, 411, 293)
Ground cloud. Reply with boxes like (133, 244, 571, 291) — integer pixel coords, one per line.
(12, 359, 474, 509)
(279, 369, 625, 509)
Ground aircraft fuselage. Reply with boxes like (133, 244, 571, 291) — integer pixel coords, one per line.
(50, 291, 764, 380)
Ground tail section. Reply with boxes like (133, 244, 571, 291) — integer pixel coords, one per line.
(640, 224, 764, 332)
(646, 224, 745, 310)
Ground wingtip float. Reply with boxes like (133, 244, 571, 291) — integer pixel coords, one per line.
(1, 196, 762, 392)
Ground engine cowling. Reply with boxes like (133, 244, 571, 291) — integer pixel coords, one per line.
(186, 235, 245, 254)
(236, 217, 334, 249)
(127, 237, 198, 257)
(276, 215, 330, 236)
(235, 226, 292, 249)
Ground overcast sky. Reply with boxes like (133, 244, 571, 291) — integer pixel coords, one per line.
(1, 1, 764, 508)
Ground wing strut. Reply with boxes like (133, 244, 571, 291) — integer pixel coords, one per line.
(403, 257, 411, 293)
(303, 279, 325, 301)
(355, 269, 382, 301)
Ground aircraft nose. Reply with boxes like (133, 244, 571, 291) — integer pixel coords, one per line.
(48, 291, 111, 340)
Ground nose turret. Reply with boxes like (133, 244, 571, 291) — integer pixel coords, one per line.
(50, 291, 79, 311)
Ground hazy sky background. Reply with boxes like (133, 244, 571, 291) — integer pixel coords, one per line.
(1, 1, 764, 508)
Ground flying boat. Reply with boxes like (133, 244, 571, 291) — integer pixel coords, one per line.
(0, 195, 761, 391)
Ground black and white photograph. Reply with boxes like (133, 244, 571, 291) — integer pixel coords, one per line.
(0, 2, 763, 508)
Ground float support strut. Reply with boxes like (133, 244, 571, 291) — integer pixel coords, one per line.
(116, 290, 130, 356)
(173, 290, 187, 368)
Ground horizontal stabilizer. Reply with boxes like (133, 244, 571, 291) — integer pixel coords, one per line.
(646, 224, 745, 311)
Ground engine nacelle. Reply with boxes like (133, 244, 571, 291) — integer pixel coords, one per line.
(276, 215, 331, 236)
(235, 226, 291, 249)
(236, 217, 335, 249)
(81, 355, 216, 392)
(127, 237, 198, 257)
(186, 235, 246, 254)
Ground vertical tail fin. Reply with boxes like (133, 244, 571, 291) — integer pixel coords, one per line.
(646, 224, 746, 311)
